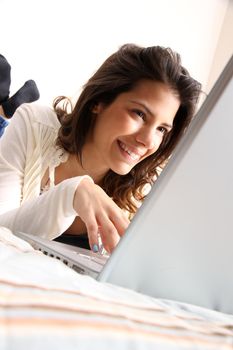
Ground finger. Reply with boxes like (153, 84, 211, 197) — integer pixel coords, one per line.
(85, 216, 100, 253)
(109, 210, 130, 237)
(97, 215, 121, 253)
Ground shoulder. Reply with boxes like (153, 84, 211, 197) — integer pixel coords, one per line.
(15, 102, 61, 131)
(5, 102, 61, 149)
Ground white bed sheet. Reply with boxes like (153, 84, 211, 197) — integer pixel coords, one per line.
(0, 226, 232, 350)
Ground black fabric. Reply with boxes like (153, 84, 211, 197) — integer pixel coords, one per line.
(54, 233, 91, 250)
(0, 54, 11, 103)
(2, 79, 40, 117)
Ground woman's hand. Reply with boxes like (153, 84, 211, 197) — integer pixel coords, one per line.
(73, 178, 130, 253)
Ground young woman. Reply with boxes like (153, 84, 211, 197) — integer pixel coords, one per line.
(0, 44, 201, 253)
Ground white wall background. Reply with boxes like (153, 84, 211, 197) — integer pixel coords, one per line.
(0, 0, 232, 106)
(206, 0, 233, 91)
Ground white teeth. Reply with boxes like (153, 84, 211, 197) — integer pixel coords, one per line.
(119, 141, 140, 160)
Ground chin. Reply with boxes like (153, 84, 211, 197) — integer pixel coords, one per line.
(111, 165, 133, 176)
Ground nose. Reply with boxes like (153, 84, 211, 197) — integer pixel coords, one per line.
(135, 126, 157, 150)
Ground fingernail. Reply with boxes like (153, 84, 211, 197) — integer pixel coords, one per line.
(92, 244, 99, 253)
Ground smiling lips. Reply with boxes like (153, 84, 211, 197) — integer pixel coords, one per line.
(118, 140, 144, 162)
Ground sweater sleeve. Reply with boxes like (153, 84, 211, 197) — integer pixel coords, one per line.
(0, 176, 91, 239)
(0, 104, 93, 239)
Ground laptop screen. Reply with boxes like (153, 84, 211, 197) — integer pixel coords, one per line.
(98, 55, 233, 315)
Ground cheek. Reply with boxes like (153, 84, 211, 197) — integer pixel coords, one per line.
(153, 133, 164, 151)
(93, 115, 112, 139)
(115, 113, 135, 129)
(94, 110, 139, 143)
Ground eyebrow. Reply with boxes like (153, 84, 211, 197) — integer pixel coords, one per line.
(129, 100, 173, 129)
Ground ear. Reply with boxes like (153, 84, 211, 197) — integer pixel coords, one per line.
(91, 102, 104, 114)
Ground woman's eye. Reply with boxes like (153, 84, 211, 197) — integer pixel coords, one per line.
(158, 126, 168, 134)
(133, 109, 145, 120)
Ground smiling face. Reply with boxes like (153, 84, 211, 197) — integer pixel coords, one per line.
(82, 80, 180, 181)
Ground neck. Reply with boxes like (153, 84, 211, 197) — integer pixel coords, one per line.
(63, 153, 107, 184)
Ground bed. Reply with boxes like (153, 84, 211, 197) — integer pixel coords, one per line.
(0, 226, 232, 350)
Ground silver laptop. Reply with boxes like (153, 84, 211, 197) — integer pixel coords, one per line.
(15, 231, 108, 279)
(15, 54, 233, 314)
(98, 54, 233, 314)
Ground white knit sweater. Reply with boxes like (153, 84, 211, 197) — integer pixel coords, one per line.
(0, 103, 91, 239)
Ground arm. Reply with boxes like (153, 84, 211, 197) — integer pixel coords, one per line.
(0, 105, 130, 250)
(0, 105, 91, 239)
(0, 176, 90, 239)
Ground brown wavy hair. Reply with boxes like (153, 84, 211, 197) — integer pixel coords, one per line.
(54, 44, 201, 215)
